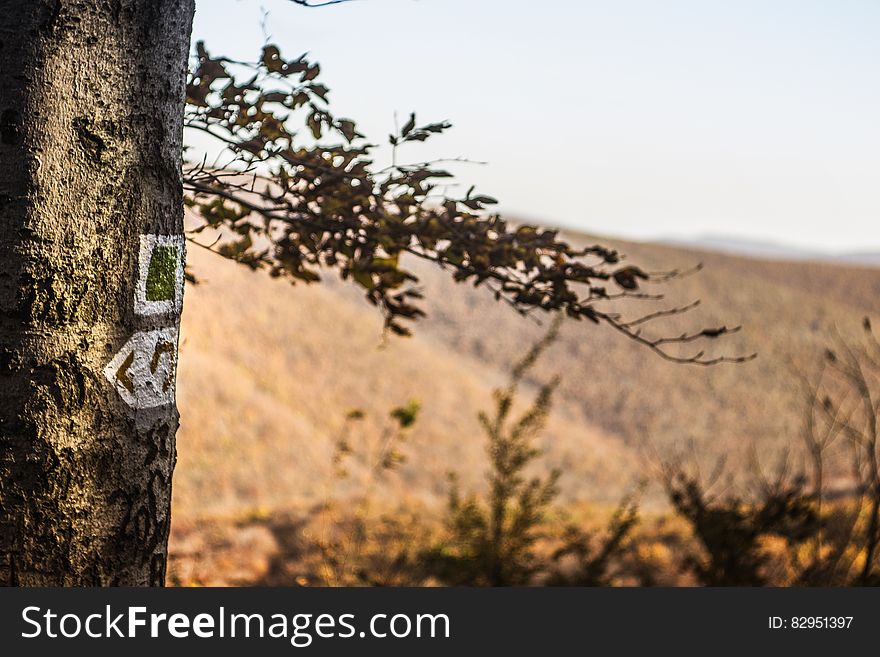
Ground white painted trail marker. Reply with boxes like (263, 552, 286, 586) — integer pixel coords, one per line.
(106, 234, 184, 409)
(104, 327, 179, 409)
(135, 234, 185, 316)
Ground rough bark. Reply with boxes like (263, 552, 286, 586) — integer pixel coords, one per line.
(0, 1, 196, 585)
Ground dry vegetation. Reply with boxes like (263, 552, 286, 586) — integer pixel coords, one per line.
(167, 229, 880, 585)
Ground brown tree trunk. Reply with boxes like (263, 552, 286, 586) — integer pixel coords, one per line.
(0, 0, 195, 585)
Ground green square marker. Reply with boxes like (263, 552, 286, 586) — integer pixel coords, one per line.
(145, 245, 179, 302)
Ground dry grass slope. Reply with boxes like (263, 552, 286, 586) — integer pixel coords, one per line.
(171, 231, 880, 530)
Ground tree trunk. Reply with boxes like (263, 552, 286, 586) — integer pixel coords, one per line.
(0, 1, 195, 585)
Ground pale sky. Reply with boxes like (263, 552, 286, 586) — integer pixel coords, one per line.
(192, 0, 879, 253)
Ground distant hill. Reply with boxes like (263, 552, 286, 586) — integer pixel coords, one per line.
(840, 252, 880, 266)
(171, 227, 880, 523)
(663, 234, 880, 267)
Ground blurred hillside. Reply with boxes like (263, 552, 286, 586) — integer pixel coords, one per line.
(171, 229, 880, 525)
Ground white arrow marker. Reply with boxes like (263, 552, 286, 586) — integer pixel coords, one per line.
(104, 327, 179, 409)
